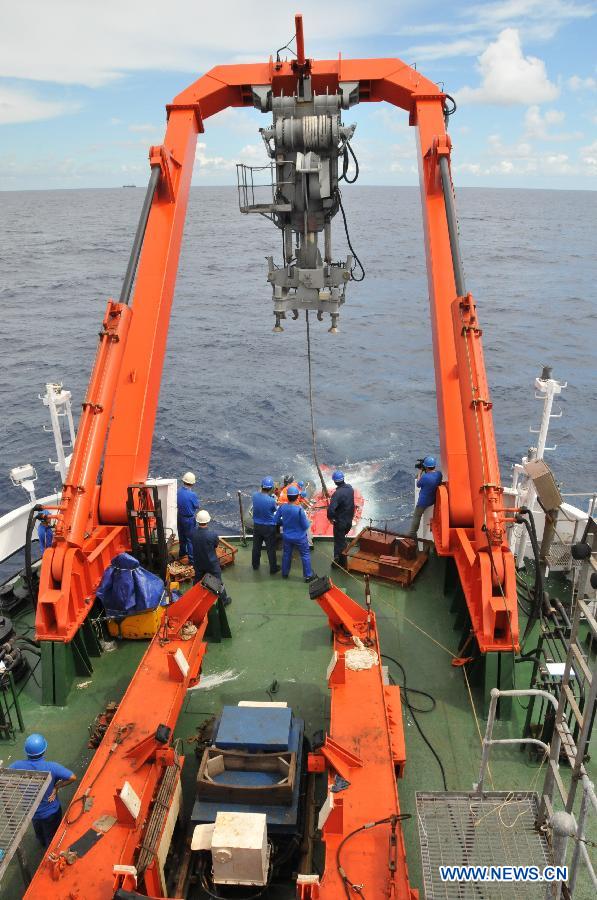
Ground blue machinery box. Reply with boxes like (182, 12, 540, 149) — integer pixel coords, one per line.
(192, 709, 304, 834)
(214, 705, 293, 753)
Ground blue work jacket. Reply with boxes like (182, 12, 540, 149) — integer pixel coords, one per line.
(191, 526, 221, 574)
(416, 471, 443, 508)
(252, 491, 277, 526)
(37, 523, 54, 550)
(10, 758, 74, 820)
(177, 485, 200, 518)
(275, 502, 309, 540)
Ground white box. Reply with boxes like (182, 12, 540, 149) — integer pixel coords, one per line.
(211, 811, 269, 886)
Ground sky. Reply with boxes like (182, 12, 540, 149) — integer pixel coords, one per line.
(1, 0, 596, 191)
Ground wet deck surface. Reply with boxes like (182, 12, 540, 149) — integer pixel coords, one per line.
(1, 540, 594, 898)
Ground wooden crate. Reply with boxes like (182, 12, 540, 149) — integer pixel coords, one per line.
(346, 528, 429, 586)
(197, 747, 296, 805)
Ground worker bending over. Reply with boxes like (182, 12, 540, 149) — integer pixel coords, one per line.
(10, 733, 77, 848)
(275, 486, 316, 582)
(251, 477, 280, 574)
(37, 511, 54, 551)
(191, 510, 231, 606)
(327, 471, 355, 567)
(408, 455, 442, 538)
(177, 471, 200, 563)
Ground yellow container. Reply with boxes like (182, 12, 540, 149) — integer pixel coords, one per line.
(107, 604, 166, 640)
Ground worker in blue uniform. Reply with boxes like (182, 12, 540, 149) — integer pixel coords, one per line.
(191, 510, 231, 605)
(10, 733, 77, 848)
(37, 511, 54, 551)
(408, 455, 442, 538)
(251, 477, 280, 574)
(275, 485, 316, 582)
(177, 471, 200, 563)
(327, 471, 355, 567)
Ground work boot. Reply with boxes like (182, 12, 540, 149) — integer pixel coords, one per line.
(305, 574, 318, 583)
(270, 566, 280, 575)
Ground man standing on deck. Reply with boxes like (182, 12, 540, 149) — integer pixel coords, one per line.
(191, 510, 231, 605)
(327, 471, 355, 568)
(275, 486, 316, 582)
(252, 477, 280, 574)
(9, 733, 77, 849)
(177, 472, 200, 563)
(408, 456, 442, 538)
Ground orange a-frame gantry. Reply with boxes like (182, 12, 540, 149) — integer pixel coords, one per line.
(36, 14, 517, 671)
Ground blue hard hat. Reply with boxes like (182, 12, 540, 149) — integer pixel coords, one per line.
(297, 481, 305, 488)
(261, 476, 274, 489)
(332, 470, 344, 483)
(287, 485, 300, 498)
(423, 456, 436, 468)
(25, 733, 48, 759)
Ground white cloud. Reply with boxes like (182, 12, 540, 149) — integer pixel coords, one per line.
(194, 140, 264, 176)
(397, 1, 594, 56)
(457, 29, 559, 105)
(524, 105, 582, 141)
(403, 37, 486, 62)
(580, 139, 597, 173)
(128, 123, 161, 133)
(567, 75, 597, 91)
(0, 1, 400, 88)
(0, 85, 79, 124)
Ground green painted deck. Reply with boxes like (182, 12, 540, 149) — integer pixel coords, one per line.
(1, 540, 594, 898)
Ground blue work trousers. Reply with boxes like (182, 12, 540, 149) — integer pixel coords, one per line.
(282, 536, 312, 578)
(33, 807, 63, 849)
(178, 516, 196, 563)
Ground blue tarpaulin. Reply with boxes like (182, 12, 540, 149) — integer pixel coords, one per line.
(96, 553, 165, 619)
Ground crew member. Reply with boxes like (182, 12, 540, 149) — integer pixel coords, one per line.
(408, 455, 442, 538)
(277, 474, 300, 504)
(191, 510, 231, 605)
(251, 477, 280, 574)
(37, 511, 54, 551)
(275, 486, 315, 582)
(177, 471, 200, 563)
(10, 733, 77, 848)
(327, 471, 355, 567)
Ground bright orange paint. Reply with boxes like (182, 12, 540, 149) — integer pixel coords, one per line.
(37, 23, 517, 653)
(26, 581, 217, 898)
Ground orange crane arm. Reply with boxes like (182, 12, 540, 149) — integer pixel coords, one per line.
(38, 35, 517, 659)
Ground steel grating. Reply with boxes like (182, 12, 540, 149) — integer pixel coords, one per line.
(416, 791, 552, 898)
(0, 767, 51, 881)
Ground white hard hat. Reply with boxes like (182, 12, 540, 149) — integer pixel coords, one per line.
(182, 471, 196, 485)
(196, 510, 211, 524)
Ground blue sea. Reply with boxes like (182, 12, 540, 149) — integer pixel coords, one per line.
(0, 186, 595, 536)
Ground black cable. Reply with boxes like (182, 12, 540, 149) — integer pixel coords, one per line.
(381, 655, 448, 791)
(275, 34, 297, 62)
(336, 191, 365, 282)
(336, 815, 411, 899)
(339, 141, 359, 184)
(443, 93, 457, 123)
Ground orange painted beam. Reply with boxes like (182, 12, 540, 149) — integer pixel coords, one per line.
(27, 582, 217, 898)
(303, 581, 417, 900)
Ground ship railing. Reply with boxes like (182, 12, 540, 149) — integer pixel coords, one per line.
(476, 601, 597, 900)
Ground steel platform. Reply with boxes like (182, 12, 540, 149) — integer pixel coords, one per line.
(416, 791, 552, 898)
(0, 767, 51, 882)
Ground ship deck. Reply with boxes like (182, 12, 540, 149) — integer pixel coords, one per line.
(1, 540, 594, 898)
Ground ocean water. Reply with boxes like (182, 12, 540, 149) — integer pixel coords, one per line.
(0, 186, 595, 533)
